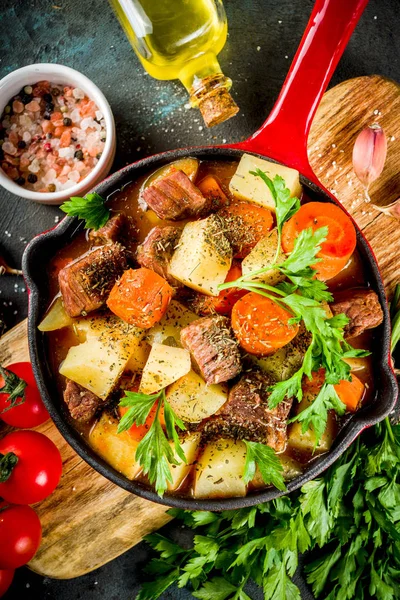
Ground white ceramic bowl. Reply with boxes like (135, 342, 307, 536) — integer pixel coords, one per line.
(0, 63, 116, 205)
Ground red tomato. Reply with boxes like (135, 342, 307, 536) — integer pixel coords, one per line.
(0, 505, 41, 569)
(0, 363, 49, 428)
(0, 569, 14, 597)
(0, 431, 62, 505)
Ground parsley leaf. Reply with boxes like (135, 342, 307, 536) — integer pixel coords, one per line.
(250, 170, 300, 236)
(280, 226, 326, 274)
(192, 577, 238, 600)
(292, 384, 346, 443)
(118, 389, 186, 496)
(118, 390, 161, 433)
(243, 441, 286, 491)
(60, 192, 110, 230)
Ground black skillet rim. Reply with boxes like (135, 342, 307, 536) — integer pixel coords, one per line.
(22, 147, 399, 511)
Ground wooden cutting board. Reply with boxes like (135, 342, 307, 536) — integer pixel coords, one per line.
(0, 74, 399, 579)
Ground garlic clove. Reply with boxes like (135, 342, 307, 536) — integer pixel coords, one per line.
(352, 123, 387, 190)
(372, 198, 400, 220)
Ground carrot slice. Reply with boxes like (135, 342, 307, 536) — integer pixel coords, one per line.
(219, 201, 274, 258)
(281, 202, 356, 280)
(193, 260, 248, 316)
(197, 175, 229, 207)
(334, 375, 365, 412)
(107, 267, 173, 329)
(231, 292, 299, 355)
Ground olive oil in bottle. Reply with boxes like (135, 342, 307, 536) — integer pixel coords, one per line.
(110, 0, 238, 127)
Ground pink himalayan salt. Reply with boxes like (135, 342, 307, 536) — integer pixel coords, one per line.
(2, 80, 106, 192)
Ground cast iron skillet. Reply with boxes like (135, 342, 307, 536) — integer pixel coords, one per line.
(23, 0, 398, 511)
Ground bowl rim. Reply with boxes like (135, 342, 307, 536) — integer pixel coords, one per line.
(23, 146, 399, 511)
(0, 63, 116, 203)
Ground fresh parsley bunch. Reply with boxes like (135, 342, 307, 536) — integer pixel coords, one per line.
(137, 402, 400, 600)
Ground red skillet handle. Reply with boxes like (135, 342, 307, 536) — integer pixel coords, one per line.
(231, 0, 369, 180)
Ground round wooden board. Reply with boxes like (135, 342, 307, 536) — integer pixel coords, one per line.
(0, 74, 399, 579)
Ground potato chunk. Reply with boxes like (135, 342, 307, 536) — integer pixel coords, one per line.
(146, 300, 198, 347)
(89, 413, 142, 480)
(241, 229, 286, 286)
(168, 433, 201, 491)
(38, 296, 73, 331)
(193, 438, 247, 499)
(251, 343, 304, 382)
(229, 154, 302, 209)
(169, 215, 232, 296)
(139, 343, 191, 395)
(60, 314, 145, 399)
(166, 370, 228, 422)
(125, 339, 151, 372)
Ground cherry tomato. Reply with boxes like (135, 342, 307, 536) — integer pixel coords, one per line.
(0, 569, 14, 598)
(0, 505, 41, 569)
(0, 431, 62, 505)
(0, 363, 49, 428)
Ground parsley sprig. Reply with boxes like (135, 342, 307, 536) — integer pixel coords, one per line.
(60, 192, 110, 230)
(219, 174, 369, 444)
(118, 388, 187, 496)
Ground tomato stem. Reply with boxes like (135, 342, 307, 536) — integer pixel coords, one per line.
(0, 366, 27, 413)
(0, 452, 18, 483)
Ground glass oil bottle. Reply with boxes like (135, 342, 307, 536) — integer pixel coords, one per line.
(109, 0, 239, 127)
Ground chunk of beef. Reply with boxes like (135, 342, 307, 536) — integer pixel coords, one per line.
(142, 170, 208, 220)
(89, 213, 126, 245)
(202, 371, 292, 452)
(136, 225, 181, 285)
(330, 288, 383, 338)
(180, 315, 241, 384)
(59, 243, 128, 317)
(63, 379, 102, 422)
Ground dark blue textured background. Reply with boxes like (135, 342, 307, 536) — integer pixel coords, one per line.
(0, 0, 399, 598)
